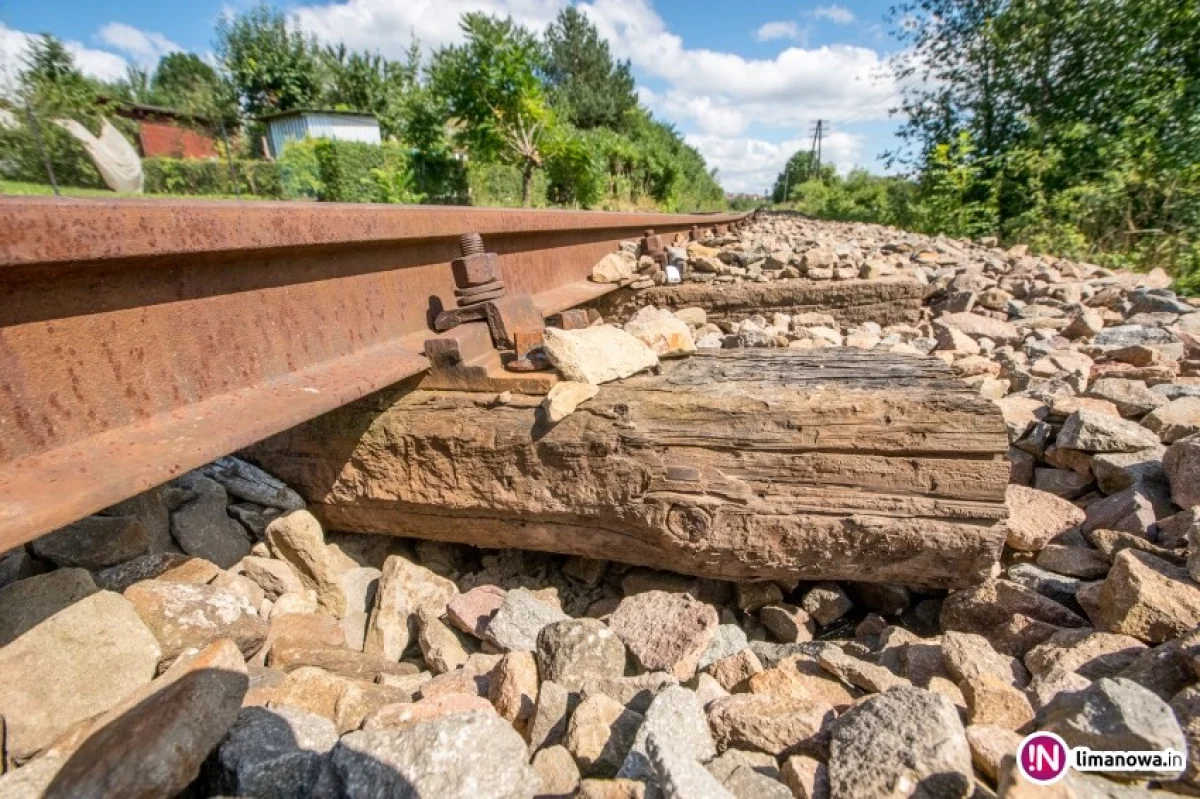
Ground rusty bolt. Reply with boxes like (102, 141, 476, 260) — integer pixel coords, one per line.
(451, 252, 502, 288)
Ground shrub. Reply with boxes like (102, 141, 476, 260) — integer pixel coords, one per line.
(467, 161, 548, 207)
(142, 157, 283, 198)
(0, 118, 105, 189)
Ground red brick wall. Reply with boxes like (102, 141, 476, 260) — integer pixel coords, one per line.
(138, 121, 218, 159)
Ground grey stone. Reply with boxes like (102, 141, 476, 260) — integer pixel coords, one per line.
(1144, 397, 1200, 443)
(103, 484, 174, 552)
(31, 515, 150, 569)
(828, 687, 972, 799)
(0, 568, 98, 646)
(1091, 447, 1167, 494)
(537, 618, 627, 686)
(1094, 325, 1178, 348)
(715, 764, 792, 799)
(228, 503, 284, 539)
(328, 711, 539, 798)
(217, 706, 337, 799)
(800, 583, 853, 626)
(646, 732, 734, 799)
(0, 590, 161, 761)
(1006, 563, 1086, 612)
(199, 455, 305, 511)
(1166, 434, 1200, 509)
(699, 625, 750, 671)
(1082, 483, 1170, 537)
(0, 549, 36, 590)
(1040, 677, 1186, 758)
(46, 639, 248, 799)
(1118, 632, 1200, 700)
(1057, 410, 1161, 453)
(618, 686, 716, 783)
(485, 587, 570, 652)
(1086, 378, 1168, 417)
(93, 552, 195, 592)
(1035, 545, 1111, 580)
(171, 476, 253, 568)
(528, 680, 580, 754)
(749, 640, 826, 669)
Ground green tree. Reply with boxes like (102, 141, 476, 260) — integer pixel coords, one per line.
(889, 0, 1200, 287)
(19, 34, 99, 121)
(771, 150, 835, 203)
(542, 8, 637, 130)
(215, 3, 321, 117)
(430, 14, 551, 205)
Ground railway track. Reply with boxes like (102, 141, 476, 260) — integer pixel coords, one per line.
(0, 198, 752, 549)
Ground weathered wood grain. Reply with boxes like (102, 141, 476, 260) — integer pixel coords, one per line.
(244, 349, 1010, 589)
(587, 278, 925, 327)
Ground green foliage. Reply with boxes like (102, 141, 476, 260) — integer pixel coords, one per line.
(143, 157, 282, 197)
(216, 3, 322, 117)
(276, 138, 420, 203)
(19, 35, 101, 125)
(543, 125, 603, 208)
(430, 14, 547, 160)
(0, 120, 104, 188)
(467, 161, 549, 207)
(276, 138, 325, 199)
(889, 0, 1200, 291)
(543, 8, 637, 130)
(771, 151, 835, 203)
(2, 35, 105, 188)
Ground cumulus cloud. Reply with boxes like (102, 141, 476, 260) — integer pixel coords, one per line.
(686, 129, 866, 195)
(0, 22, 129, 97)
(96, 22, 181, 65)
(755, 21, 803, 42)
(292, 0, 566, 59)
(812, 5, 856, 25)
(579, 0, 896, 134)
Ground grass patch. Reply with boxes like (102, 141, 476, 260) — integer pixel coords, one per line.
(0, 179, 269, 201)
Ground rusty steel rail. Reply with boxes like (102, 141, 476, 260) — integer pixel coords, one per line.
(0, 197, 751, 549)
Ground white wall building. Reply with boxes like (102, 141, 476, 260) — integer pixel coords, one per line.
(262, 110, 381, 158)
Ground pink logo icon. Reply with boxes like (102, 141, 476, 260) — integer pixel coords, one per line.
(1018, 732, 1069, 784)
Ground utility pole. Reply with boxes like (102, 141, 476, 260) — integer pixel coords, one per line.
(807, 120, 827, 180)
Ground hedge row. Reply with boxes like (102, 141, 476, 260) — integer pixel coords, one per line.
(143, 157, 283, 198)
(466, 162, 549, 208)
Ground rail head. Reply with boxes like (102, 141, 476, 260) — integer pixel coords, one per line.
(0, 197, 749, 267)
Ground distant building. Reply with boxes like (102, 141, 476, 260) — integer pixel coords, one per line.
(98, 99, 219, 159)
(261, 110, 381, 159)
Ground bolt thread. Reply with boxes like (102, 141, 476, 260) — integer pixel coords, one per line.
(459, 233, 484, 256)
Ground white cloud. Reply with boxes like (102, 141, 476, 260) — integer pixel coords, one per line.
(96, 22, 181, 66)
(0, 23, 130, 97)
(579, 0, 896, 138)
(812, 5, 856, 25)
(755, 21, 802, 42)
(686, 129, 866, 194)
(292, 0, 566, 59)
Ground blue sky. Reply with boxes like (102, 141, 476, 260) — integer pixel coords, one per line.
(1, 0, 909, 193)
